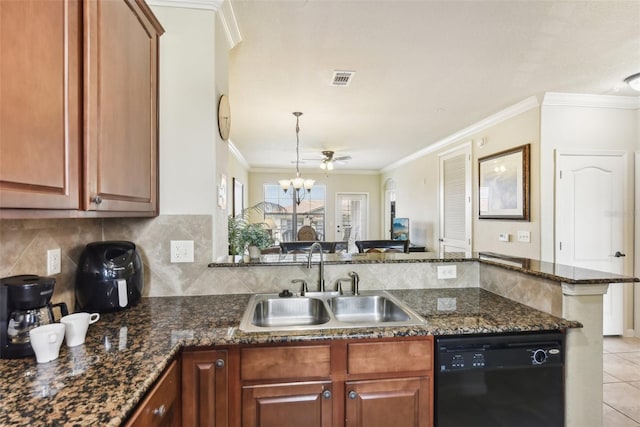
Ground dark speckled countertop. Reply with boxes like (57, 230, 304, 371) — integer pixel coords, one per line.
(0, 288, 580, 426)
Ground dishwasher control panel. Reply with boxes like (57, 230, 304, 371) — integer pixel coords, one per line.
(436, 333, 564, 372)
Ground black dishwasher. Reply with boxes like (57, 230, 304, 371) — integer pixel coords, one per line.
(435, 332, 564, 427)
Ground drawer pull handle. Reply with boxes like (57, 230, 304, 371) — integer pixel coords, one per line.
(92, 195, 103, 205)
(322, 390, 332, 399)
(215, 359, 225, 368)
(348, 391, 357, 400)
(153, 404, 166, 417)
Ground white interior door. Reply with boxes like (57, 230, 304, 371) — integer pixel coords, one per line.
(439, 144, 472, 253)
(556, 151, 628, 336)
(336, 193, 368, 253)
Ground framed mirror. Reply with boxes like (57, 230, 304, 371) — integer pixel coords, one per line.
(478, 144, 530, 220)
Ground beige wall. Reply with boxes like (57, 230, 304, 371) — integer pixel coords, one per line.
(382, 106, 541, 257)
(248, 171, 381, 241)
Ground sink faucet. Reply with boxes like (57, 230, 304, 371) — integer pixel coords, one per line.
(348, 271, 360, 295)
(307, 242, 325, 292)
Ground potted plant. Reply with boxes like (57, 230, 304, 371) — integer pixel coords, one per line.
(228, 202, 284, 256)
(239, 223, 273, 259)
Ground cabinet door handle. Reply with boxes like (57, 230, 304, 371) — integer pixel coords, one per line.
(348, 391, 357, 400)
(215, 358, 225, 368)
(322, 390, 332, 399)
(153, 404, 166, 417)
(92, 195, 103, 205)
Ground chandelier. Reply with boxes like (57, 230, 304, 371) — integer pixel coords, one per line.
(279, 112, 315, 205)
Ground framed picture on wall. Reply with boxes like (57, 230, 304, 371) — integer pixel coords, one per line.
(232, 177, 243, 217)
(478, 144, 530, 220)
(218, 173, 227, 209)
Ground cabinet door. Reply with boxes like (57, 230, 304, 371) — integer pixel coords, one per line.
(0, 0, 80, 209)
(345, 377, 430, 427)
(125, 359, 181, 427)
(84, 0, 160, 213)
(182, 350, 228, 427)
(242, 381, 332, 427)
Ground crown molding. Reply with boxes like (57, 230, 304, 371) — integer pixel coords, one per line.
(147, 0, 242, 48)
(381, 95, 540, 173)
(542, 92, 640, 109)
(250, 167, 380, 176)
(228, 140, 250, 169)
(146, 0, 222, 11)
(218, 1, 242, 49)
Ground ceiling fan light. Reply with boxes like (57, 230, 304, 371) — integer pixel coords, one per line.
(624, 72, 640, 91)
(327, 162, 334, 170)
(320, 162, 327, 170)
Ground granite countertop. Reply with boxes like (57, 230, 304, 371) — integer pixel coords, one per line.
(210, 251, 640, 285)
(0, 288, 580, 426)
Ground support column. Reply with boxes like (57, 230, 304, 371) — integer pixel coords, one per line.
(562, 283, 609, 427)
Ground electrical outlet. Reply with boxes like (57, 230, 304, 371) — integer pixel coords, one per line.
(517, 230, 531, 243)
(47, 248, 61, 275)
(170, 240, 194, 263)
(499, 233, 510, 242)
(437, 265, 457, 279)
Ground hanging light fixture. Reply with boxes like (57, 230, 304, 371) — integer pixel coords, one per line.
(279, 112, 315, 205)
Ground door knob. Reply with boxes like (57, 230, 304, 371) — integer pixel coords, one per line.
(215, 359, 225, 368)
(614, 251, 626, 258)
(322, 390, 332, 399)
(348, 391, 357, 400)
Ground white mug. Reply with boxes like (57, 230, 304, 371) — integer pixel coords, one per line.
(29, 323, 65, 363)
(60, 312, 100, 347)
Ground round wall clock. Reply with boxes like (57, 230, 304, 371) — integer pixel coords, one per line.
(218, 94, 231, 141)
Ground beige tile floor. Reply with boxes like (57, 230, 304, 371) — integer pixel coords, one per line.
(603, 336, 640, 426)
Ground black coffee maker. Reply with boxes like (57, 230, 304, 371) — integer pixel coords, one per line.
(0, 275, 68, 359)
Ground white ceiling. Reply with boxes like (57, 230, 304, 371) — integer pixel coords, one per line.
(228, 0, 640, 172)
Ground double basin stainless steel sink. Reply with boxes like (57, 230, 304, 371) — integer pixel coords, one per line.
(238, 290, 425, 333)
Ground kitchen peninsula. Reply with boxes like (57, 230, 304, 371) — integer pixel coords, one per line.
(0, 253, 636, 426)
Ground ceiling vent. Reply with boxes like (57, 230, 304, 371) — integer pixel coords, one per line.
(331, 70, 355, 87)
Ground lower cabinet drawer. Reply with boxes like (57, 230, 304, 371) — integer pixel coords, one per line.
(125, 359, 180, 427)
(241, 345, 331, 381)
(348, 339, 432, 375)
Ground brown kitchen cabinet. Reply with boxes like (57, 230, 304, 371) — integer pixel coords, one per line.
(345, 377, 430, 427)
(237, 337, 433, 427)
(125, 359, 181, 427)
(0, 0, 163, 217)
(242, 381, 333, 427)
(240, 344, 333, 427)
(182, 349, 230, 427)
(0, 0, 81, 210)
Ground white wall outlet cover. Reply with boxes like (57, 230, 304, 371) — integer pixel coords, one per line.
(437, 265, 457, 279)
(499, 233, 510, 242)
(47, 248, 61, 276)
(170, 240, 194, 263)
(517, 230, 531, 243)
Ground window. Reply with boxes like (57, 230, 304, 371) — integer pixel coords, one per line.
(264, 184, 326, 242)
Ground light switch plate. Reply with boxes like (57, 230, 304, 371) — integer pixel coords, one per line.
(499, 233, 510, 242)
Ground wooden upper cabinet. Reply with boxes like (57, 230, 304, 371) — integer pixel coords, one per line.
(0, 0, 81, 209)
(84, 0, 163, 213)
(0, 0, 163, 217)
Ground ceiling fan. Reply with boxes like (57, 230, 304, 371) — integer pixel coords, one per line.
(306, 150, 352, 170)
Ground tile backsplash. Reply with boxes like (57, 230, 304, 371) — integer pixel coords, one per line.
(0, 215, 213, 312)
